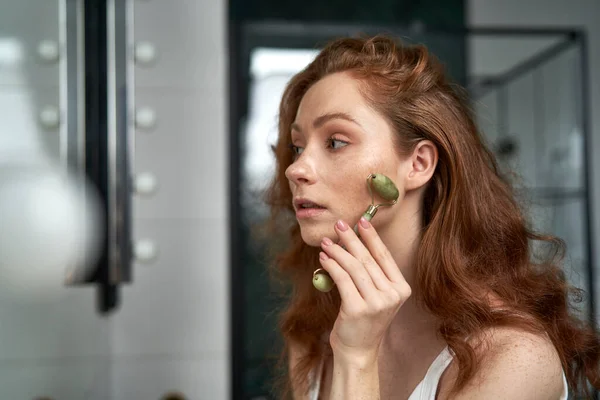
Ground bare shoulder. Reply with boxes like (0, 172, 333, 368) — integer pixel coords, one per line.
(438, 327, 565, 400)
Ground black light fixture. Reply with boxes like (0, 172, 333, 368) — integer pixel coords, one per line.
(62, 0, 134, 314)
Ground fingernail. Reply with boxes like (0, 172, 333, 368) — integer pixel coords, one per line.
(319, 251, 329, 261)
(322, 237, 333, 246)
(359, 216, 371, 229)
(336, 220, 349, 231)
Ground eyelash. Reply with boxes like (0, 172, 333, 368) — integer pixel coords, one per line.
(289, 135, 349, 156)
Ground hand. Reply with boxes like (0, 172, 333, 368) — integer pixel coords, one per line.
(319, 217, 412, 367)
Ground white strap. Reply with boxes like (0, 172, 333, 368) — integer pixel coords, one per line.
(308, 355, 325, 400)
(407, 347, 454, 400)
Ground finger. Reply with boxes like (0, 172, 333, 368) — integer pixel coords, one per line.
(321, 236, 379, 301)
(334, 220, 393, 292)
(356, 217, 408, 287)
(318, 251, 364, 306)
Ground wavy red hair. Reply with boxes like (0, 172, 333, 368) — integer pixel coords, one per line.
(262, 35, 600, 398)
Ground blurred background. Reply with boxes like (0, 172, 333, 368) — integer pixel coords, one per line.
(0, 0, 598, 399)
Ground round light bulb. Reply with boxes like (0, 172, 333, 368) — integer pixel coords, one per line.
(134, 42, 157, 65)
(39, 106, 61, 130)
(135, 107, 157, 130)
(0, 165, 103, 298)
(37, 40, 60, 63)
(134, 172, 158, 196)
(134, 239, 158, 263)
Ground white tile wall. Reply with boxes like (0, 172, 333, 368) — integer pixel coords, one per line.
(133, 88, 227, 220)
(114, 219, 228, 356)
(0, 288, 111, 360)
(0, 86, 62, 160)
(0, 0, 229, 397)
(0, 358, 111, 400)
(0, 0, 60, 87)
(118, 0, 230, 398)
(111, 357, 228, 400)
(133, 0, 226, 90)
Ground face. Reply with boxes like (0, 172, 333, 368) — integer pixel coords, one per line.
(285, 72, 411, 246)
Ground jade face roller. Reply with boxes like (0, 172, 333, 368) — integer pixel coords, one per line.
(312, 173, 400, 293)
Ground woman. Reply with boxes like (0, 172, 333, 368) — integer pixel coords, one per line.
(264, 35, 600, 399)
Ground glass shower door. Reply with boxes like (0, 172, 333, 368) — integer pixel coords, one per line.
(472, 35, 592, 320)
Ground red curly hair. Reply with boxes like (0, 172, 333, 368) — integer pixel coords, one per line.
(262, 35, 600, 398)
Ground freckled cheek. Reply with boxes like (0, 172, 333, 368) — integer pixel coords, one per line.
(332, 167, 375, 206)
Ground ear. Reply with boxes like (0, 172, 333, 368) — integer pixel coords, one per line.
(403, 140, 438, 191)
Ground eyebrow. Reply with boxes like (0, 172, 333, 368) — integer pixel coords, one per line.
(290, 112, 362, 133)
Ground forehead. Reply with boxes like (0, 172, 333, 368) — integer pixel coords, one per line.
(296, 72, 370, 119)
(294, 73, 394, 141)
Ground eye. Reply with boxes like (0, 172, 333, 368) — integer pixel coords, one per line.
(288, 143, 304, 156)
(326, 137, 349, 150)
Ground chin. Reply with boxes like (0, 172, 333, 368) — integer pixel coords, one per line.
(299, 225, 336, 247)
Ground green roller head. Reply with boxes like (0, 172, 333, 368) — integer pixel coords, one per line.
(312, 270, 334, 292)
(370, 173, 399, 202)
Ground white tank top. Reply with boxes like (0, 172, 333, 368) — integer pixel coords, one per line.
(308, 346, 569, 399)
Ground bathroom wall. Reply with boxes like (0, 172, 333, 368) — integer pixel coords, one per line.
(110, 0, 229, 398)
(0, 0, 229, 398)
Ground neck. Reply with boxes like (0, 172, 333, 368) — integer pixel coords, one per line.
(376, 190, 423, 290)
(383, 294, 441, 351)
(376, 191, 443, 352)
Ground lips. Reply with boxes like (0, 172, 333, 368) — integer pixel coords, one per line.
(293, 198, 326, 211)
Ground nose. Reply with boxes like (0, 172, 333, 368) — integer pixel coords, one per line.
(285, 152, 317, 186)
